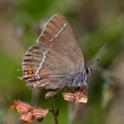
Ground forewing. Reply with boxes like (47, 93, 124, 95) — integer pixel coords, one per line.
(37, 14, 85, 72)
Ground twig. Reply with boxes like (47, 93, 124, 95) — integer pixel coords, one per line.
(49, 97, 59, 124)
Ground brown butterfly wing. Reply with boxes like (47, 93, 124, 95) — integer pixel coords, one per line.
(37, 14, 85, 72)
(21, 14, 85, 89)
(22, 45, 75, 87)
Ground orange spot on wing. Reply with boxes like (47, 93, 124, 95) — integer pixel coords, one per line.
(27, 67, 33, 76)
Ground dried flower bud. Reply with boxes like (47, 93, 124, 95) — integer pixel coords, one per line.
(10, 100, 32, 114)
(11, 100, 49, 123)
(32, 108, 49, 120)
(63, 92, 76, 102)
(20, 111, 34, 123)
(63, 88, 88, 103)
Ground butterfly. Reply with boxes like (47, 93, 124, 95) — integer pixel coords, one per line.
(11, 100, 49, 122)
(21, 14, 106, 102)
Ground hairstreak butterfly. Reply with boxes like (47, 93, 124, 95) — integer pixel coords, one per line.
(21, 14, 106, 102)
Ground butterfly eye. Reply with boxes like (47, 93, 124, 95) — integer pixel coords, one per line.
(85, 68, 91, 75)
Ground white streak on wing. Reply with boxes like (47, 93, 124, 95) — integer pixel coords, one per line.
(34, 19, 68, 87)
(35, 49, 49, 76)
(34, 49, 49, 87)
(35, 23, 67, 78)
(50, 23, 67, 42)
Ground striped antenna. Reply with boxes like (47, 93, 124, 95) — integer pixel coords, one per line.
(88, 42, 107, 70)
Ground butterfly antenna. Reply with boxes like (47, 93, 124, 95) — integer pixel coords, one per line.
(88, 42, 107, 70)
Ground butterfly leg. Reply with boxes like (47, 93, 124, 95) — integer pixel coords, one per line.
(45, 81, 65, 98)
(45, 90, 59, 98)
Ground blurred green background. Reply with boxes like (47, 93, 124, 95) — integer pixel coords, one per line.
(0, 0, 124, 124)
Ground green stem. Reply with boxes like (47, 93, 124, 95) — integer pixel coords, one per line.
(68, 103, 80, 124)
(49, 97, 59, 124)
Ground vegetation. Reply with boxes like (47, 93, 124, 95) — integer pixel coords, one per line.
(0, 0, 124, 124)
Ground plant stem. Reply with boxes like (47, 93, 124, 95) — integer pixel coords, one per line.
(31, 88, 40, 105)
(68, 103, 80, 124)
(49, 97, 59, 124)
